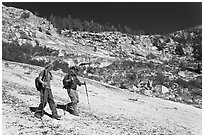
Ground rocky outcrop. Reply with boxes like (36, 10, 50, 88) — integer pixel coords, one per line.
(153, 85, 169, 94)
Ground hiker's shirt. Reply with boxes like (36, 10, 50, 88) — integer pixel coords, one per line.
(64, 73, 82, 90)
(70, 75, 82, 90)
(39, 70, 52, 89)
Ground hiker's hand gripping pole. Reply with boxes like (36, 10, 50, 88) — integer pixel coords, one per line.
(84, 81, 90, 109)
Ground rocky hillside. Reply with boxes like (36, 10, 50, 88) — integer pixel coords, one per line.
(2, 5, 202, 108)
(2, 4, 160, 65)
(2, 60, 202, 135)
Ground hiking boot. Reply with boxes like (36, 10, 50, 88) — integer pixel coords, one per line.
(72, 112, 79, 116)
(70, 110, 79, 116)
(34, 112, 43, 119)
(72, 104, 79, 116)
(52, 114, 61, 120)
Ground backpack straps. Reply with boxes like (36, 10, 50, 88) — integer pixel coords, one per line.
(41, 69, 52, 81)
(39, 70, 46, 82)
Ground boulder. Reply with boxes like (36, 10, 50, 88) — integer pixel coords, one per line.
(130, 85, 140, 92)
(30, 40, 37, 47)
(35, 30, 46, 38)
(15, 32, 21, 38)
(143, 90, 152, 96)
(178, 71, 186, 77)
(163, 92, 175, 100)
(154, 85, 169, 94)
(132, 85, 138, 91)
(66, 58, 76, 68)
(139, 89, 152, 96)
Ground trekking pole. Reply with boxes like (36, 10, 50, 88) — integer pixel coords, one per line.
(84, 81, 90, 109)
(64, 105, 66, 115)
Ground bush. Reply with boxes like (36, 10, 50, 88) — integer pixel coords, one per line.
(86, 66, 96, 74)
(2, 41, 61, 69)
(175, 44, 185, 56)
(3, 42, 45, 62)
(2, 42, 31, 63)
(188, 78, 202, 89)
(29, 59, 46, 67)
(174, 78, 188, 88)
(119, 81, 128, 89)
(126, 72, 137, 82)
(153, 72, 169, 86)
(146, 62, 155, 69)
(53, 60, 69, 73)
(46, 30, 51, 35)
(20, 12, 30, 19)
(146, 52, 157, 60)
(174, 77, 201, 90)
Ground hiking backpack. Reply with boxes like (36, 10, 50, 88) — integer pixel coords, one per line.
(35, 70, 46, 91)
(63, 74, 73, 89)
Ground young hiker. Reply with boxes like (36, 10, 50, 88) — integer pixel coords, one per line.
(34, 63, 61, 120)
(63, 66, 85, 116)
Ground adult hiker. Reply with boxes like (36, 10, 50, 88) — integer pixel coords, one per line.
(63, 66, 85, 116)
(34, 63, 61, 120)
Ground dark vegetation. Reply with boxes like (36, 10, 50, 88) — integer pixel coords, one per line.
(20, 11, 30, 19)
(78, 58, 201, 107)
(2, 41, 69, 73)
(46, 14, 145, 35)
(151, 26, 202, 61)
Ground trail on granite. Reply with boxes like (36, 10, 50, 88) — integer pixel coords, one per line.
(2, 60, 202, 135)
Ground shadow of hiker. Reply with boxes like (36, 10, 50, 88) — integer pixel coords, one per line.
(29, 107, 52, 118)
(56, 103, 75, 115)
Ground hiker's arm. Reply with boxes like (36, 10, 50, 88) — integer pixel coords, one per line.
(39, 71, 46, 85)
(76, 77, 84, 86)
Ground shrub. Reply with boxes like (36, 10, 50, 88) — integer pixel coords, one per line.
(29, 59, 46, 67)
(174, 77, 201, 90)
(53, 60, 69, 73)
(146, 52, 157, 60)
(174, 78, 188, 88)
(86, 66, 96, 74)
(126, 72, 137, 82)
(153, 72, 169, 86)
(146, 62, 155, 69)
(188, 78, 202, 89)
(46, 30, 51, 35)
(2, 41, 61, 69)
(2, 42, 30, 63)
(175, 44, 185, 55)
(20, 12, 30, 19)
